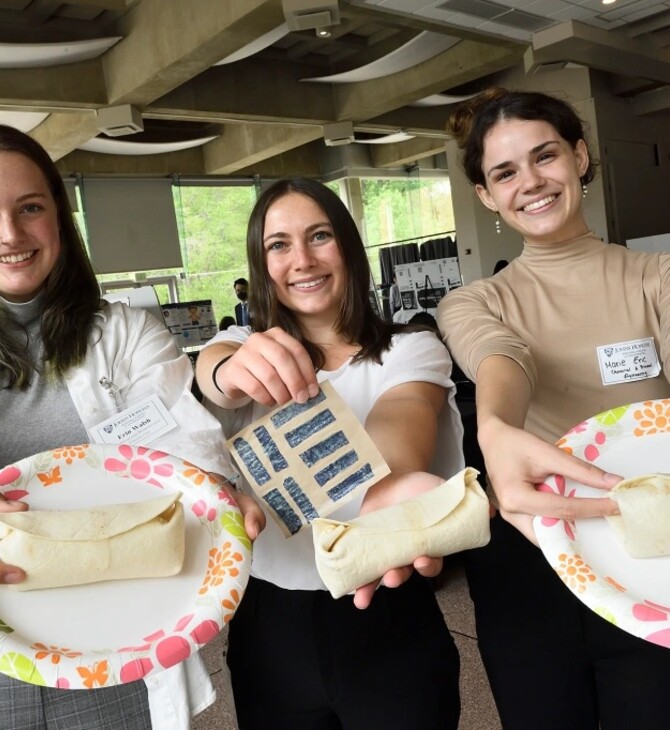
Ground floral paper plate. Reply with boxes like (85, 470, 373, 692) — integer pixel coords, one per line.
(0, 443, 251, 688)
(534, 399, 670, 649)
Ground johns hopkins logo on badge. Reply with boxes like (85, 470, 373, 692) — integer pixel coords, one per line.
(604, 347, 614, 357)
(103, 424, 114, 434)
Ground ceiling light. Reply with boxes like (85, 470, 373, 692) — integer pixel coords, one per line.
(602, 0, 616, 4)
(316, 27, 332, 37)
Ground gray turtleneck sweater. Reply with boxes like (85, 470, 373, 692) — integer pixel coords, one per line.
(0, 295, 88, 467)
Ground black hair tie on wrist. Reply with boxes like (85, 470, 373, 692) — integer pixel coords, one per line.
(212, 355, 233, 395)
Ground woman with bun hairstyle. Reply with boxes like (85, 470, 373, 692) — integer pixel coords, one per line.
(438, 88, 670, 729)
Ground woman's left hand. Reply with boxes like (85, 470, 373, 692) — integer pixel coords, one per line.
(353, 471, 445, 610)
(211, 475, 266, 541)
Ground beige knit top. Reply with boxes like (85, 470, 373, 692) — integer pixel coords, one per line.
(437, 232, 670, 442)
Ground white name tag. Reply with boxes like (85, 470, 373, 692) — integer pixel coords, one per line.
(596, 337, 661, 386)
(90, 394, 178, 445)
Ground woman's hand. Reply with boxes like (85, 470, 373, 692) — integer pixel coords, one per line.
(207, 328, 319, 407)
(210, 476, 266, 541)
(353, 471, 445, 610)
(0, 496, 27, 585)
(479, 416, 621, 544)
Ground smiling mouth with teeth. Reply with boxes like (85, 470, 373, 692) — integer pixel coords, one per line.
(291, 276, 327, 290)
(0, 250, 36, 264)
(523, 195, 557, 212)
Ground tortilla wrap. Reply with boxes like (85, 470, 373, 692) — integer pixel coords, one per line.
(606, 474, 670, 558)
(0, 493, 184, 591)
(312, 468, 490, 599)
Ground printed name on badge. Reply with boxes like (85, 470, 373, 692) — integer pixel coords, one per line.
(90, 394, 178, 445)
(596, 337, 661, 386)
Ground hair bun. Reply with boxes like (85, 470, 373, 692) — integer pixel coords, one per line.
(446, 87, 509, 148)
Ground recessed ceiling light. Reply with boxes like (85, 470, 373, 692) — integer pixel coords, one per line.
(316, 27, 331, 37)
(602, 0, 616, 5)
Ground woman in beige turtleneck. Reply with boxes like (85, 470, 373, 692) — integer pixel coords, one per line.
(438, 88, 670, 730)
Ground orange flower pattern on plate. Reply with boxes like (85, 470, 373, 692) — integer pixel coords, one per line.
(555, 553, 596, 594)
(633, 400, 670, 436)
(183, 463, 219, 488)
(222, 589, 242, 624)
(555, 437, 573, 456)
(37, 466, 62, 487)
(52, 445, 89, 465)
(33, 643, 82, 664)
(199, 542, 243, 595)
(605, 576, 627, 593)
(76, 660, 109, 688)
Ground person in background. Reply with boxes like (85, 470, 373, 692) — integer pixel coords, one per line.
(233, 277, 250, 326)
(0, 123, 264, 730)
(388, 273, 401, 315)
(197, 177, 464, 730)
(218, 314, 236, 331)
(438, 87, 670, 730)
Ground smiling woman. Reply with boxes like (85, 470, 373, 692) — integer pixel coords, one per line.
(196, 177, 466, 730)
(437, 88, 670, 730)
(0, 123, 262, 730)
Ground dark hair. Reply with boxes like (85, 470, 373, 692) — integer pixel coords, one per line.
(447, 88, 597, 188)
(233, 278, 248, 287)
(218, 315, 236, 331)
(246, 177, 408, 369)
(0, 124, 101, 389)
(493, 259, 509, 274)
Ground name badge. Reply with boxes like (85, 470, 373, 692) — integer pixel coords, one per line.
(596, 337, 661, 386)
(90, 394, 178, 445)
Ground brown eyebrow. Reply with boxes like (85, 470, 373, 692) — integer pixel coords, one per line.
(17, 192, 48, 202)
(263, 221, 332, 244)
(485, 140, 560, 179)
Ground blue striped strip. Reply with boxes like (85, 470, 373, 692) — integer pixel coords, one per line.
(285, 409, 334, 447)
(270, 389, 326, 428)
(326, 464, 375, 502)
(299, 431, 349, 467)
(283, 477, 318, 522)
(254, 425, 288, 474)
(314, 450, 359, 486)
(262, 489, 302, 535)
(233, 437, 270, 486)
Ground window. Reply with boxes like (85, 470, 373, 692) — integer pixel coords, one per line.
(361, 177, 455, 286)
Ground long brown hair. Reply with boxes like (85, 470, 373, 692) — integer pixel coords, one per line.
(0, 124, 102, 388)
(246, 178, 411, 369)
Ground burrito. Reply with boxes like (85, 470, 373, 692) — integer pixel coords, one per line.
(606, 474, 670, 558)
(0, 493, 185, 591)
(313, 468, 490, 599)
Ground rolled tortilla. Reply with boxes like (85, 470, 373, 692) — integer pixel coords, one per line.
(606, 474, 670, 558)
(313, 468, 490, 599)
(0, 493, 185, 591)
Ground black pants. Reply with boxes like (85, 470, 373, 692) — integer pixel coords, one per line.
(227, 574, 460, 730)
(463, 515, 670, 730)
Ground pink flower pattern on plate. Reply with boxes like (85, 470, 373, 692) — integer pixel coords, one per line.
(103, 445, 174, 488)
(536, 474, 576, 540)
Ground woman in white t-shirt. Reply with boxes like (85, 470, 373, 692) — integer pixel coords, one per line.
(197, 178, 465, 730)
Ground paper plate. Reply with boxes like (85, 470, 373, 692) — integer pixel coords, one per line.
(534, 399, 670, 649)
(0, 443, 251, 689)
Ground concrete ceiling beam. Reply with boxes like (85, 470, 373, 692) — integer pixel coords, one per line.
(204, 122, 323, 174)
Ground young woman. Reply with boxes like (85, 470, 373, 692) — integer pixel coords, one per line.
(0, 123, 263, 730)
(438, 88, 670, 729)
(197, 178, 465, 730)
